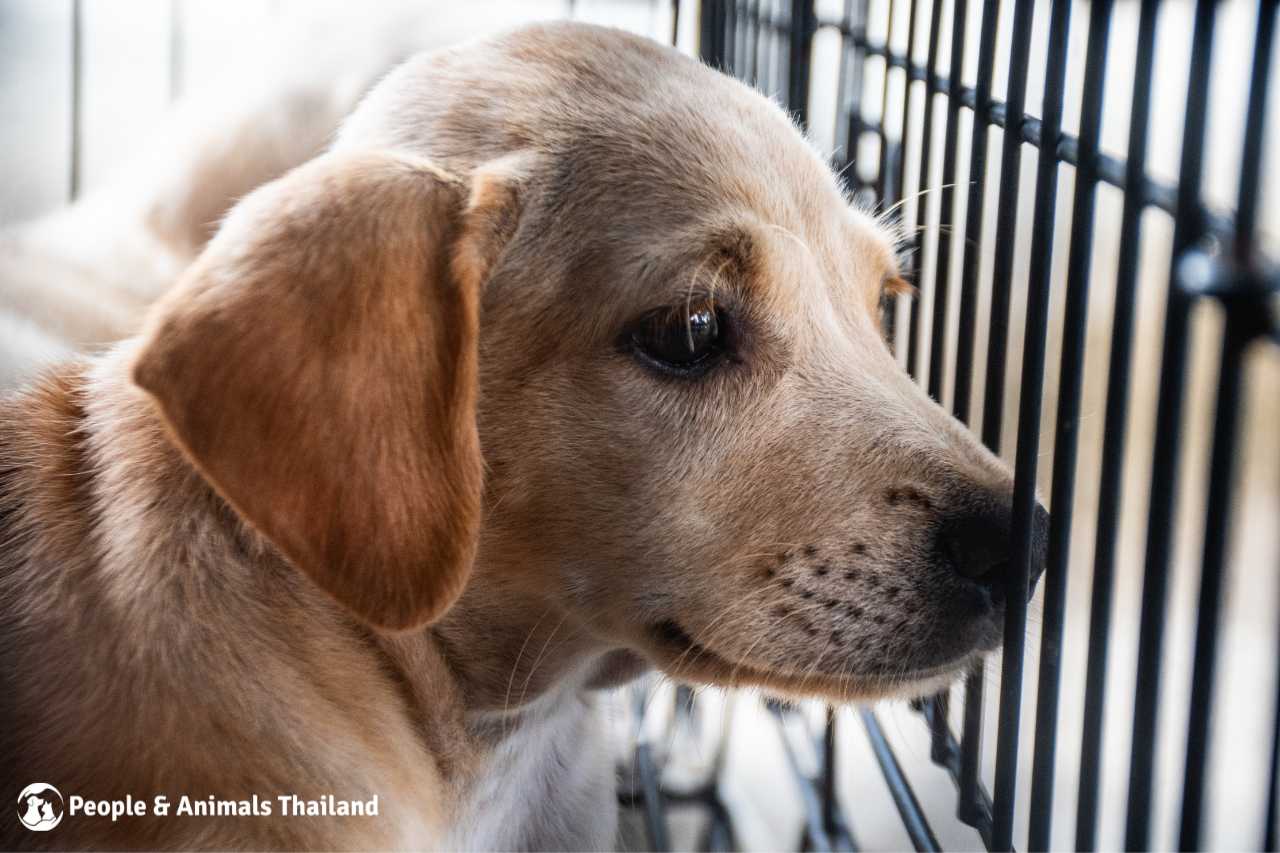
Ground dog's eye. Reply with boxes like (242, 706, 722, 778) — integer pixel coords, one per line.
(627, 300, 729, 377)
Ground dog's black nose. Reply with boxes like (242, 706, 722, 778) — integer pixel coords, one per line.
(937, 501, 1049, 601)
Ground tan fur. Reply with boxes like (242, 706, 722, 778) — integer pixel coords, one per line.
(133, 153, 484, 632)
(1, 22, 1034, 850)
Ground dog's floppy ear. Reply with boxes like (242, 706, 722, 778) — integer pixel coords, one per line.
(133, 151, 524, 631)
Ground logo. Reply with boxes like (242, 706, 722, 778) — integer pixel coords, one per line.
(17, 783, 64, 831)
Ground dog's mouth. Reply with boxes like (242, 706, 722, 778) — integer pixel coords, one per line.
(643, 618, 972, 702)
(647, 618, 733, 668)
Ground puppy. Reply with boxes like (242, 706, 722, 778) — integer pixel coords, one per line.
(0, 22, 1047, 850)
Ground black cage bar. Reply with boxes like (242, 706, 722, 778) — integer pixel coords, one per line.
(622, 0, 1280, 850)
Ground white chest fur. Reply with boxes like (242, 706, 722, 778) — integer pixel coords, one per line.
(444, 688, 617, 851)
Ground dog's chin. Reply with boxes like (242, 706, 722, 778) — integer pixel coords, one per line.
(641, 619, 981, 703)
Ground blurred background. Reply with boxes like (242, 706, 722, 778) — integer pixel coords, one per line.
(1, 0, 1276, 849)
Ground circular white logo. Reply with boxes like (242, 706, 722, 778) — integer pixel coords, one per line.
(17, 783, 63, 832)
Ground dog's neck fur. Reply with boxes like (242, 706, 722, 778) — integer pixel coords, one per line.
(0, 347, 626, 849)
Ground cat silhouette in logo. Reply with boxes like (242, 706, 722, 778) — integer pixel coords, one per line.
(18, 786, 62, 831)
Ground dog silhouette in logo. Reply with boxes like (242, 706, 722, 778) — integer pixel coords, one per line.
(17, 784, 63, 831)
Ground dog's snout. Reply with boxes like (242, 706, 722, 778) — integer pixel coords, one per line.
(937, 500, 1049, 601)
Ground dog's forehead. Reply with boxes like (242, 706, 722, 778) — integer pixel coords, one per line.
(341, 21, 898, 309)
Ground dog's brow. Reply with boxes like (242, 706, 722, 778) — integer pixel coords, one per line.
(682, 227, 757, 296)
(763, 223, 815, 262)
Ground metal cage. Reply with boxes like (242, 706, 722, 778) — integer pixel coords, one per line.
(619, 1, 1280, 850)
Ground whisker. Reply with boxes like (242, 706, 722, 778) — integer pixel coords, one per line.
(500, 607, 554, 740)
(513, 612, 573, 713)
(876, 180, 973, 221)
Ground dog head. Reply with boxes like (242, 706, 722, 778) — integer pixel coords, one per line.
(133, 23, 1046, 703)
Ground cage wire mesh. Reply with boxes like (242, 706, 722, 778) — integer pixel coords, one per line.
(615, 1, 1280, 851)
